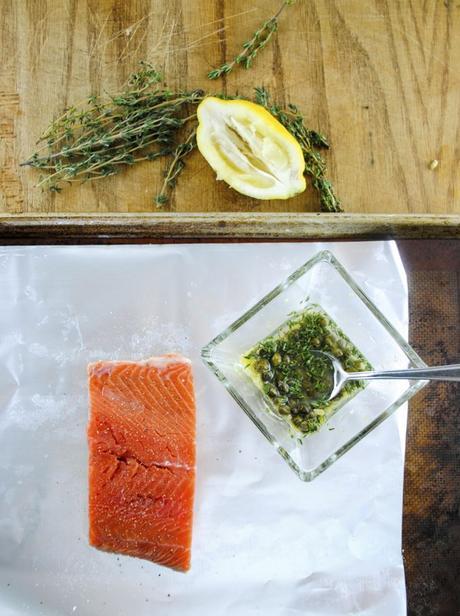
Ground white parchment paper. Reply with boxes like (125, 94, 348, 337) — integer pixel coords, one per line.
(0, 242, 407, 616)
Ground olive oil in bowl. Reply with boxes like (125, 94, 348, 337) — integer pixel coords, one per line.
(241, 305, 372, 435)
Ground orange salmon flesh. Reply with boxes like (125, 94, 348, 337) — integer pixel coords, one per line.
(87, 355, 196, 572)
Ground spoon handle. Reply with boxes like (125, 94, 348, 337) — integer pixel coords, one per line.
(347, 364, 460, 382)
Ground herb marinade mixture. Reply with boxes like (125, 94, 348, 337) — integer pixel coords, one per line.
(243, 307, 372, 434)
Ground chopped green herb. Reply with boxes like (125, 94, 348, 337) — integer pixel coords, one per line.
(242, 305, 371, 434)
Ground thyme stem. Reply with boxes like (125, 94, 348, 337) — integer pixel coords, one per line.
(207, 1, 296, 80)
(21, 63, 204, 193)
(254, 87, 343, 212)
(155, 128, 197, 207)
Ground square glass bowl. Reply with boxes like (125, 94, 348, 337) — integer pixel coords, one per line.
(201, 250, 427, 481)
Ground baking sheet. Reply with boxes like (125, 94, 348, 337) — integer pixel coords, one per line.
(0, 242, 408, 616)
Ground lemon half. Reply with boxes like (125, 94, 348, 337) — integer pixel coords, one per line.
(196, 97, 306, 200)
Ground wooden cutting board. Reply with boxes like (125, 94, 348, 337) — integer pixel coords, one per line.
(1, 0, 459, 215)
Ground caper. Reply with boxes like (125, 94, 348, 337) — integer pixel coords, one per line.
(278, 379, 290, 394)
(284, 355, 291, 364)
(262, 370, 274, 382)
(257, 358, 271, 373)
(278, 404, 290, 416)
(302, 375, 312, 388)
(266, 384, 279, 398)
(298, 403, 312, 416)
(291, 414, 304, 427)
(325, 335, 337, 348)
(299, 419, 313, 432)
(302, 380, 315, 396)
(333, 347, 344, 358)
(338, 338, 350, 351)
(311, 337, 321, 347)
(291, 399, 308, 415)
(271, 352, 282, 367)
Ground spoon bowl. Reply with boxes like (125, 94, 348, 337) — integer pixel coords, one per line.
(311, 350, 460, 402)
(310, 350, 349, 401)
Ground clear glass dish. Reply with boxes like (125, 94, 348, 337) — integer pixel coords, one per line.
(201, 250, 427, 481)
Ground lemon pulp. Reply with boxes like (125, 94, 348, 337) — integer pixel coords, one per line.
(196, 97, 306, 200)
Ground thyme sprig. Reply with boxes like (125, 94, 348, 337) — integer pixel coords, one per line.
(21, 63, 204, 194)
(22, 63, 343, 212)
(254, 87, 343, 212)
(155, 128, 197, 207)
(207, 0, 296, 80)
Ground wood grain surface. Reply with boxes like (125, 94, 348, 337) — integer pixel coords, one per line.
(1, 0, 459, 215)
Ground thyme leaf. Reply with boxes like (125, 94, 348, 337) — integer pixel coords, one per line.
(254, 87, 343, 212)
(207, 1, 296, 80)
(21, 62, 204, 194)
(155, 128, 197, 207)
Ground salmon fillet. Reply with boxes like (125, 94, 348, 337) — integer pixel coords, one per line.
(87, 355, 196, 572)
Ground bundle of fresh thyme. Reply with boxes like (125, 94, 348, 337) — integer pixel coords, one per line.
(208, 0, 296, 79)
(22, 63, 342, 212)
(21, 63, 203, 201)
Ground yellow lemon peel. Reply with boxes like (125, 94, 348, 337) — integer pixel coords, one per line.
(196, 97, 306, 200)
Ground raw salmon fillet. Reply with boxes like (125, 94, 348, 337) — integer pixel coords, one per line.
(87, 354, 196, 572)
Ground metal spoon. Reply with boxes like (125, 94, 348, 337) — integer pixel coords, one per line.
(312, 350, 460, 401)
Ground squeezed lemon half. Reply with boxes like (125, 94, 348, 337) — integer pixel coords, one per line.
(196, 97, 306, 200)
